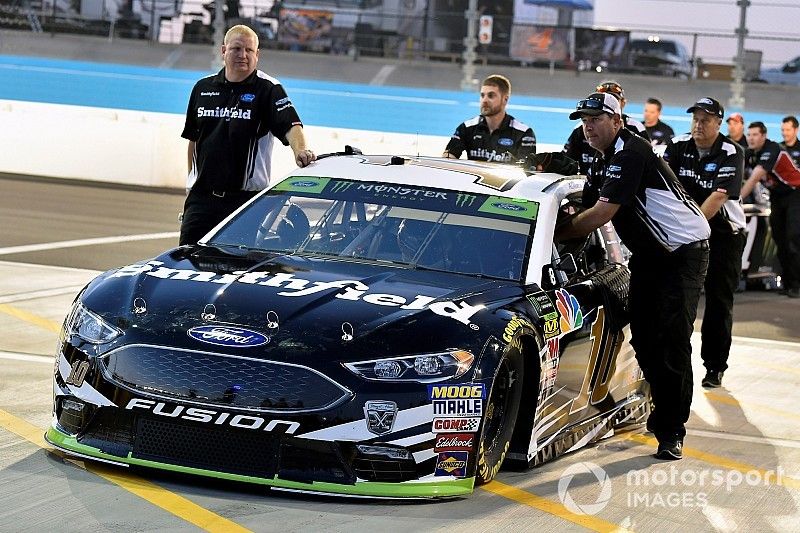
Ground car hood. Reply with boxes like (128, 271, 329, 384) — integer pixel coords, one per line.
(81, 246, 520, 361)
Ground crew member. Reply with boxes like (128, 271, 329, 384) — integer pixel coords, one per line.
(726, 112, 747, 150)
(563, 81, 650, 175)
(180, 24, 316, 245)
(665, 97, 746, 388)
(444, 74, 536, 163)
(780, 115, 800, 166)
(643, 97, 674, 146)
(742, 121, 800, 298)
(557, 92, 710, 460)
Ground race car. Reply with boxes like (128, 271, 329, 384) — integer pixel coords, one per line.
(47, 151, 650, 498)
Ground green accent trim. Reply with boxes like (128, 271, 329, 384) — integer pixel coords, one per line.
(273, 177, 331, 194)
(45, 427, 474, 499)
(478, 196, 539, 220)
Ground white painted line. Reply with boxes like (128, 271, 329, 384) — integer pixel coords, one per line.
(0, 63, 193, 85)
(0, 232, 179, 255)
(0, 286, 85, 304)
(0, 351, 53, 364)
(0, 260, 100, 275)
(730, 335, 800, 348)
(159, 49, 184, 69)
(369, 65, 396, 86)
(292, 87, 458, 106)
(686, 428, 800, 450)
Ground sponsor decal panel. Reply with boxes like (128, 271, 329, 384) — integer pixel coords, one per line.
(502, 315, 533, 343)
(428, 384, 485, 400)
(432, 399, 483, 417)
(435, 451, 469, 478)
(478, 195, 539, 220)
(527, 291, 556, 318)
(432, 417, 481, 433)
(555, 288, 583, 333)
(434, 432, 475, 452)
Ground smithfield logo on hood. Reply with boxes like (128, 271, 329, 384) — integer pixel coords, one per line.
(188, 325, 269, 347)
(112, 261, 486, 326)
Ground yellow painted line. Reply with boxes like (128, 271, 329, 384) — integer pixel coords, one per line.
(734, 356, 800, 377)
(705, 391, 800, 421)
(624, 433, 800, 490)
(0, 303, 62, 333)
(0, 408, 252, 532)
(480, 481, 633, 533)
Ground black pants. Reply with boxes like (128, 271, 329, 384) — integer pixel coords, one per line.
(769, 189, 800, 290)
(629, 243, 709, 444)
(701, 230, 746, 373)
(179, 189, 259, 246)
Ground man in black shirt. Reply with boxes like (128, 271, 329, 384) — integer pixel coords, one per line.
(643, 97, 674, 146)
(180, 24, 316, 245)
(557, 92, 710, 460)
(780, 115, 800, 166)
(563, 81, 649, 175)
(742, 121, 800, 298)
(444, 74, 535, 163)
(665, 97, 746, 388)
(726, 112, 747, 150)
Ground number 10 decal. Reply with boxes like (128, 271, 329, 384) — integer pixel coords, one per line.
(65, 360, 90, 387)
(570, 307, 621, 413)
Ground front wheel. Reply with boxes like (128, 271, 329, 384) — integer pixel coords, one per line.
(476, 341, 525, 484)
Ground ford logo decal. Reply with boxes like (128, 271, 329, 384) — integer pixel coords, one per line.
(493, 202, 526, 211)
(188, 326, 268, 348)
(290, 180, 318, 188)
(498, 137, 514, 146)
(240, 93, 255, 102)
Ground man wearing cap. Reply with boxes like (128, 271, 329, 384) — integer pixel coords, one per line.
(556, 92, 710, 460)
(726, 112, 747, 150)
(444, 74, 536, 163)
(742, 121, 800, 298)
(564, 81, 650, 175)
(664, 97, 746, 388)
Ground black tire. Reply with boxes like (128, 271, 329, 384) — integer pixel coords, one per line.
(476, 340, 525, 484)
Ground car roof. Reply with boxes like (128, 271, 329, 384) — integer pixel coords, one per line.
(276, 154, 581, 203)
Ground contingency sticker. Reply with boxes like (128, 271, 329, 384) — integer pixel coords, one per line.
(434, 451, 469, 478)
(272, 176, 331, 194)
(478, 196, 539, 220)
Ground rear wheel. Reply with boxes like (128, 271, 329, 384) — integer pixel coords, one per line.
(476, 341, 525, 484)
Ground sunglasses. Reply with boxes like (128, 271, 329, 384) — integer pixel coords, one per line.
(574, 98, 616, 113)
(596, 83, 624, 97)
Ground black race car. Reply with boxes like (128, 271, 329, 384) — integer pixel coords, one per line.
(47, 154, 649, 498)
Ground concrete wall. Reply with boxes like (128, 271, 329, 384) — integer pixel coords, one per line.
(0, 99, 559, 188)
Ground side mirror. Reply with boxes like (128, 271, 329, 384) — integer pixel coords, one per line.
(541, 253, 578, 289)
(556, 253, 578, 276)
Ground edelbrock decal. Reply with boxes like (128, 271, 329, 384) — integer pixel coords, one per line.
(187, 325, 269, 348)
(111, 261, 485, 326)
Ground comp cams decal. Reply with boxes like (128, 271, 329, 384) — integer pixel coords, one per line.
(111, 261, 485, 326)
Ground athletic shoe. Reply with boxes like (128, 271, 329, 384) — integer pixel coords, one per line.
(702, 370, 724, 388)
(655, 440, 683, 460)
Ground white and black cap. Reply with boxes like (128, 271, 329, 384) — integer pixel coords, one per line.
(569, 92, 622, 120)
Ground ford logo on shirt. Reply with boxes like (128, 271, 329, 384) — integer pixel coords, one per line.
(498, 138, 514, 146)
(704, 163, 718, 172)
(188, 326, 268, 347)
(492, 202, 526, 212)
(240, 93, 256, 103)
(290, 180, 318, 188)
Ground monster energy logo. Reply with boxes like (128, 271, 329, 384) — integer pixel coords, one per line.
(456, 193, 477, 207)
(330, 181, 354, 193)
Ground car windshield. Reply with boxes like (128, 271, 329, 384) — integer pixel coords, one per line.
(208, 177, 538, 281)
(630, 40, 678, 55)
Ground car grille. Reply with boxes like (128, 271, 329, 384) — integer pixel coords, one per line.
(101, 344, 351, 412)
(133, 418, 280, 477)
(353, 456, 419, 482)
